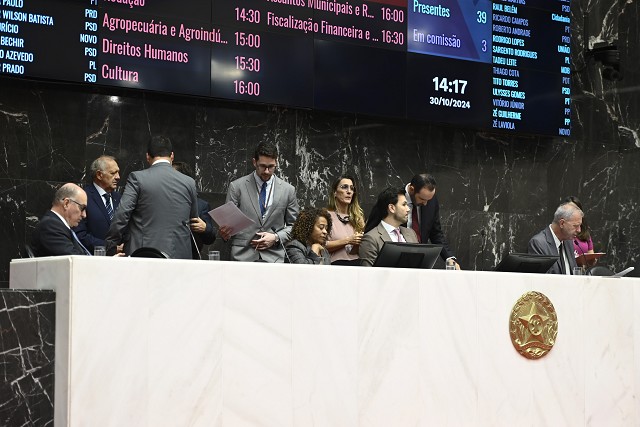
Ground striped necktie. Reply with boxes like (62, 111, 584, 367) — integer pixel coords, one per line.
(71, 230, 92, 256)
(103, 193, 113, 221)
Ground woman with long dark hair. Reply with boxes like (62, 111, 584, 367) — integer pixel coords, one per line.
(564, 196, 597, 267)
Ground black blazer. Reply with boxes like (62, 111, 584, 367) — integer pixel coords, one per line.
(190, 198, 216, 259)
(73, 184, 121, 252)
(32, 211, 88, 257)
(416, 195, 455, 260)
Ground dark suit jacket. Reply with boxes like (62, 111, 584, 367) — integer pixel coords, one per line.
(190, 198, 216, 259)
(73, 183, 121, 252)
(285, 239, 331, 265)
(105, 162, 198, 259)
(31, 211, 89, 257)
(415, 195, 455, 261)
(359, 223, 419, 267)
(527, 226, 577, 274)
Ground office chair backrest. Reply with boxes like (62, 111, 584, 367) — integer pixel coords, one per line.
(586, 265, 614, 276)
(130, 247, 170, 259)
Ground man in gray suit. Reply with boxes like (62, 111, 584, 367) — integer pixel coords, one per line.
(221, 142, 299, 262)
(528, 202, 583, 274)
(360, 187, 419, 267)
(105, 136, 198, 259)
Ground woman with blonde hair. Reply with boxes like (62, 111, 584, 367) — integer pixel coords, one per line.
(326, 174, 365, 265)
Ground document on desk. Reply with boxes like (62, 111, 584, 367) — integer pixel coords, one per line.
(208, 201, 255, 236)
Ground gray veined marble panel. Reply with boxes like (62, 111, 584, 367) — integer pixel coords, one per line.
(0, 290, 55, 427)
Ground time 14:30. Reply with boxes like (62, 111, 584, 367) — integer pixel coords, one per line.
(432, 77, 468, 94)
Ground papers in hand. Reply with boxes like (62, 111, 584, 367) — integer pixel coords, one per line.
(208, 201, 255, 237)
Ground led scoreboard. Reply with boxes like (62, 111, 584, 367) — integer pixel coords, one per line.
(0, 0, 572, 137)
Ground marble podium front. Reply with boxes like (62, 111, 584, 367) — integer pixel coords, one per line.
(9, 256, 640, 426)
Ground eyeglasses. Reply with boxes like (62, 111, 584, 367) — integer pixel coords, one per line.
(338, 184, 356, 192)
(66, 198, 87, 212)
(257, 163, 277, 171)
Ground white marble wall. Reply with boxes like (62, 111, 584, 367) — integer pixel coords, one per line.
(10, 257, 640, 426)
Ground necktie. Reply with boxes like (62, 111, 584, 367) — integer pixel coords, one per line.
(559, 243, 569, 275)
(411, 205, 421, 243)
(259, 182, 267, 216)
(392, 228, 403, 243)
(71, 230, 92, 256)
(103, 193, 113, 221)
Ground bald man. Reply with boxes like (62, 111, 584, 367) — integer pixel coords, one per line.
(31, 183, 93, 257)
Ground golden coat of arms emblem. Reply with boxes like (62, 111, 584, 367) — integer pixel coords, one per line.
(509, 291, 558, 359)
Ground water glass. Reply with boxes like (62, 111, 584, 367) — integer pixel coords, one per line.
(94, 246, 106, 256)
(573, 266, 584, 276)
(208, 250, 221, 261)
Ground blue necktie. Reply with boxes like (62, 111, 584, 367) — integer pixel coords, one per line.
(71, 230, 92, 256)
(259, 182, 267, 216)
(103, 193, 113, 221)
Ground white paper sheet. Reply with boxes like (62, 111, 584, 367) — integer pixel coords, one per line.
(208, 201, 255, 236)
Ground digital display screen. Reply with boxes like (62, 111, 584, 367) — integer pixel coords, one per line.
(0, 0, 571, 137)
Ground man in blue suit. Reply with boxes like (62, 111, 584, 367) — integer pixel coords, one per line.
(73, 155, 121, 253)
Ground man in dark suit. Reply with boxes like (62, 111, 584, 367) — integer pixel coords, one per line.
(404, 173, 459, 268)
(173, 161, 216, 259)
(31, 183, 92, 257)
(220, 142, 299, 262)
(105, 136, 198, 259)
(360, 187, 418, 267)
(73, 155, 121, 253)
(528, 202, 583, 274)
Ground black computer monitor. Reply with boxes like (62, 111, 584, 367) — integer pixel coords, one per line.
(373, 243, 442, 269)
(494, 253, 559, 273)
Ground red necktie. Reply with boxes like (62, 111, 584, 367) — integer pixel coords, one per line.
(411, 206, 421, 243)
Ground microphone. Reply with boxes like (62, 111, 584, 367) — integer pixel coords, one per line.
(574, 239, 587, 267)
(184, 219, 202, 260)
(272, 226, 292, 263)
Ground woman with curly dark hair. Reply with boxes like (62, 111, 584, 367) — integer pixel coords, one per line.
(285, 207, 332, 264)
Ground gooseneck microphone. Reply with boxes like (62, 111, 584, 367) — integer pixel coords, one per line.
(184, 219, 202, 260)
(574, 239, 587, 266)
(272, 226, 292, 263)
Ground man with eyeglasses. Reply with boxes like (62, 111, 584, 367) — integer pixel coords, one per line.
(404, 173, 459, 269)
(528, 201, 583, 274)
(31, 183, 93, 257)
(220, 142, 299, 262)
